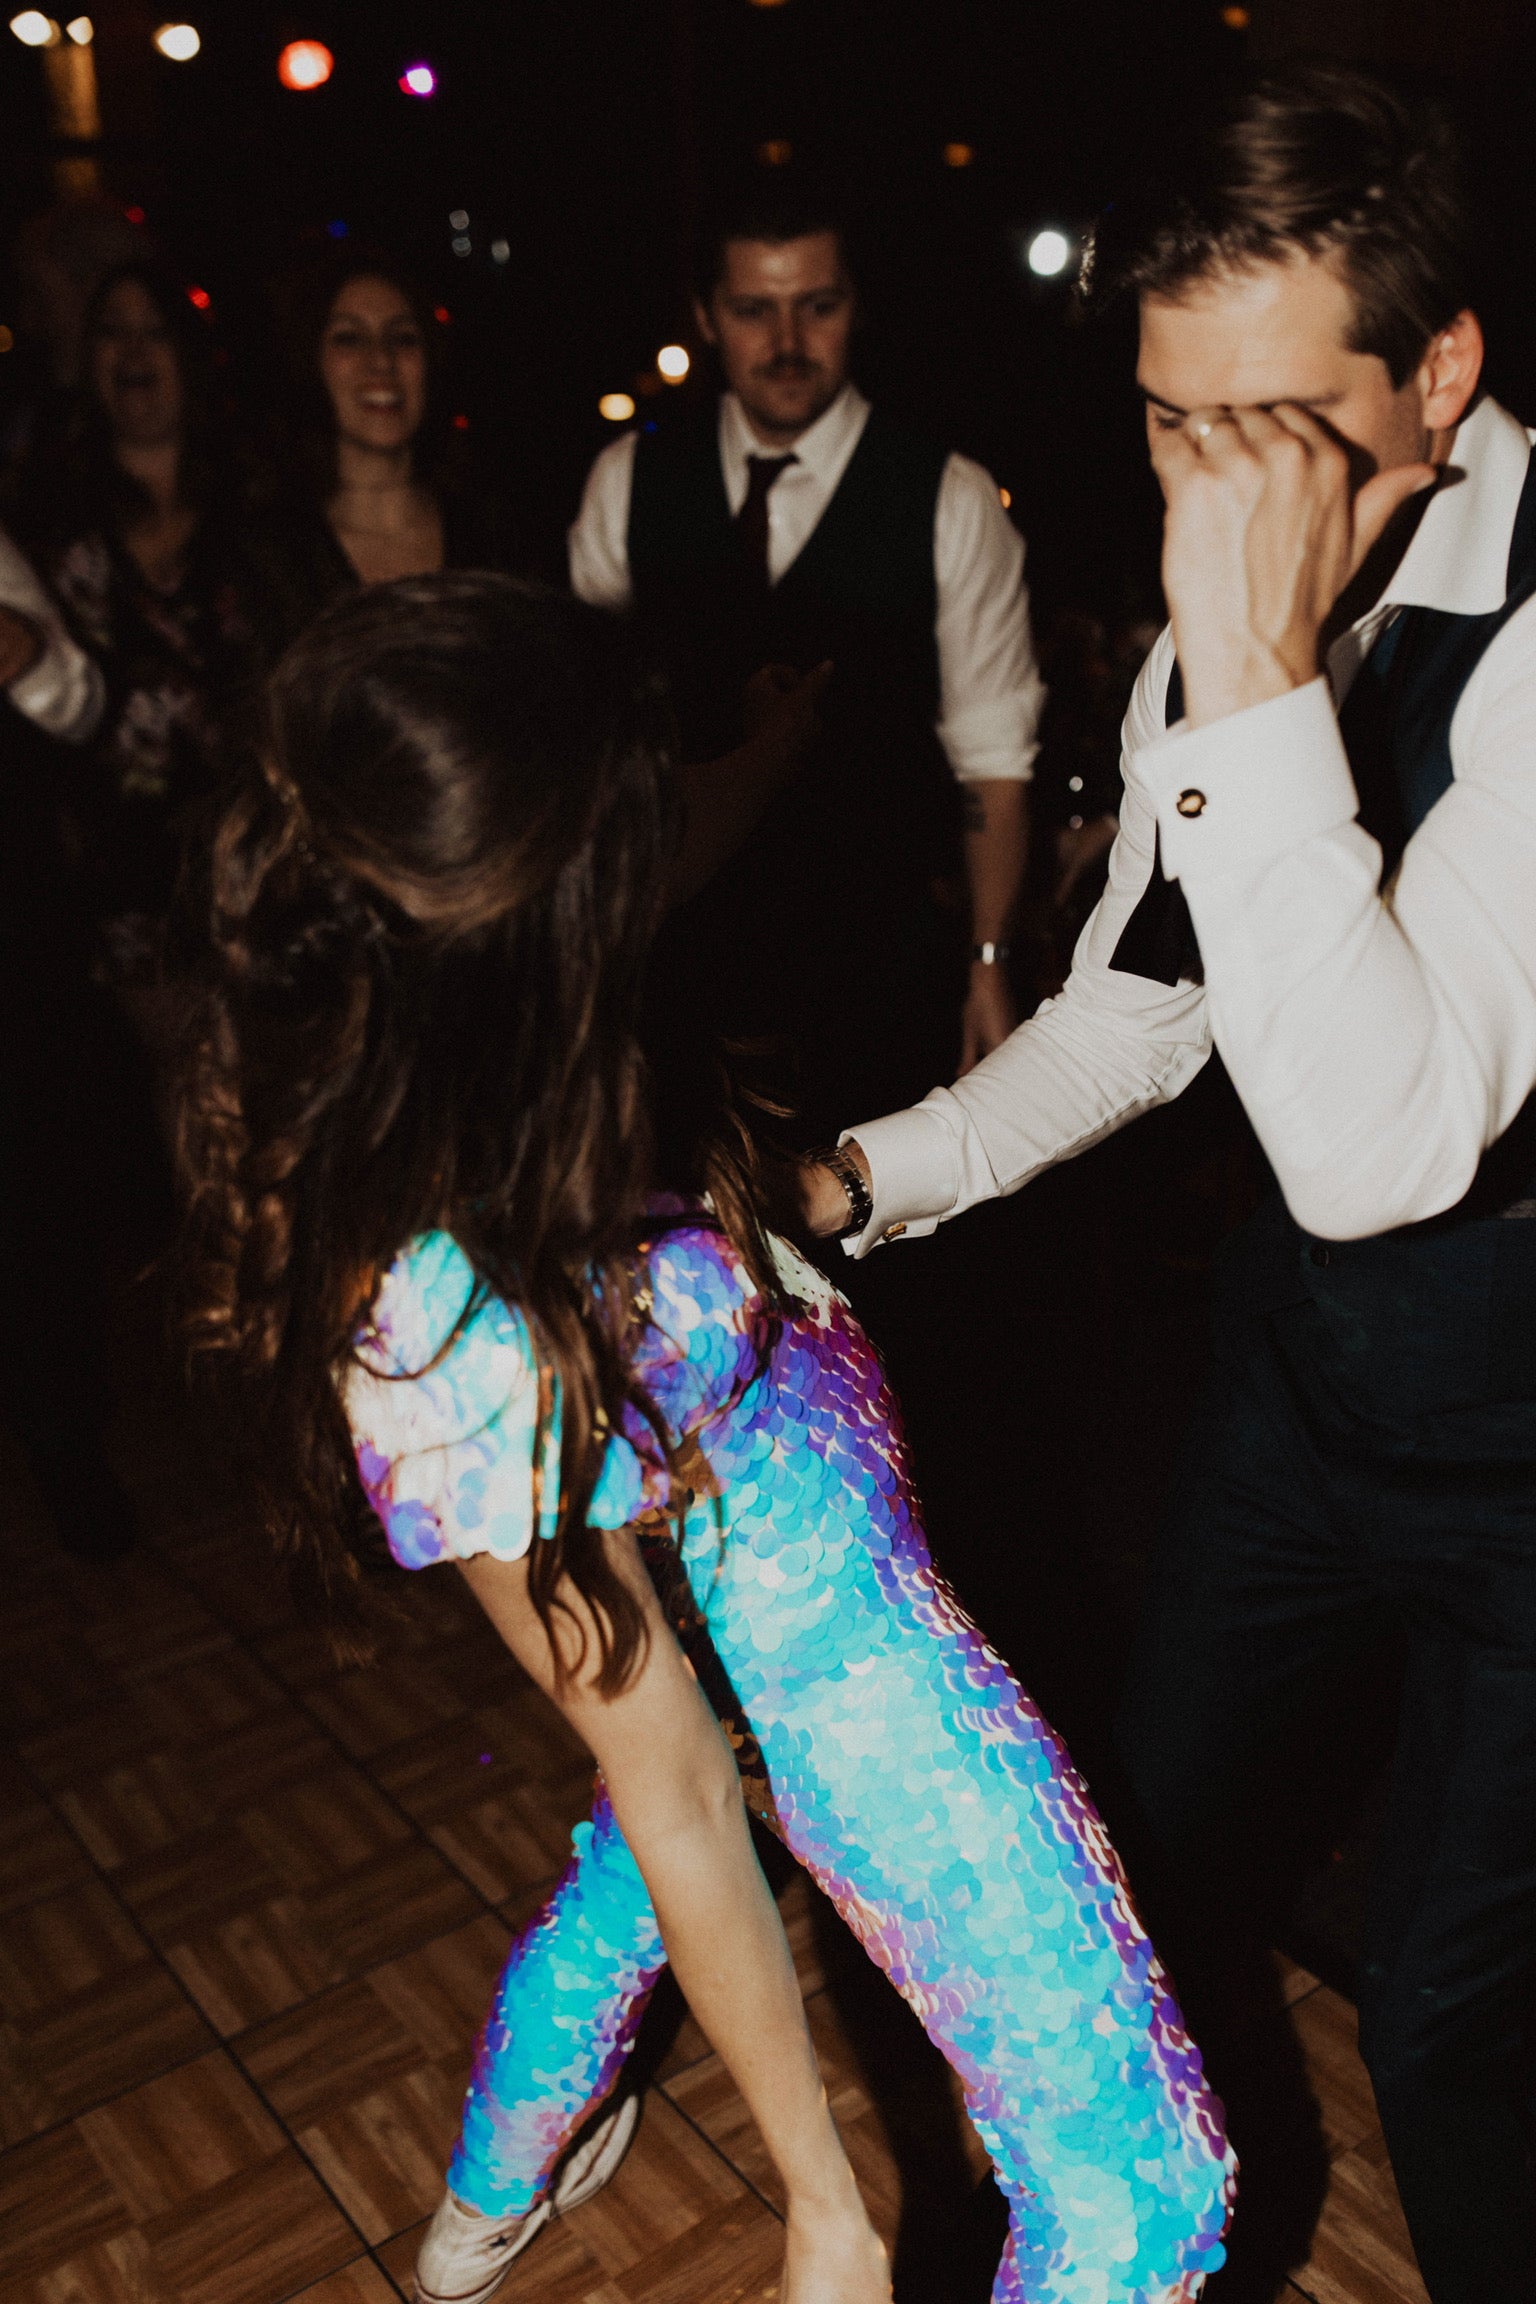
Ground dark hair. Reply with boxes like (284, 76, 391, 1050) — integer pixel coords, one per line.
(278, 248, 457, 500)
(8, 258, 224, 544)
(175, 573, 790, 1690)
(1083, 63, 1471, 388)
(694, 173, 854, 304)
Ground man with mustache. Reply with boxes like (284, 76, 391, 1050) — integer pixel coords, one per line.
(570, 182, 1044, 1133)
(808, 61, 1536, 2304)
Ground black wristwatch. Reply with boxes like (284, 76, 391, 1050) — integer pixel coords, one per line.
(811, 1143, 874, 1238)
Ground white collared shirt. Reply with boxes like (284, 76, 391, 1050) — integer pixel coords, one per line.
(0, 520, 103, 744)
(569, 382, 1043, 783)
(848, 395, 1536, 1249)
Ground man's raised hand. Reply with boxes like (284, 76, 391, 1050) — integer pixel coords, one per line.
(1150, 404, 1435, 728)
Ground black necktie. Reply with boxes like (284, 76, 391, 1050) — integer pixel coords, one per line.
(736, 454, 796, 589)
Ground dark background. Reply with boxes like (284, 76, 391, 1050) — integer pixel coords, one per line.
(5, 0, 1534, 626)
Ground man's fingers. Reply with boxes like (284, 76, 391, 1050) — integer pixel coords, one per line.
(1352, 461, 1438, 570)
(1147, 420, 1202, 494)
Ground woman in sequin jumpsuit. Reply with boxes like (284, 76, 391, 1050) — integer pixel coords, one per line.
(186, 574, 1234, 2304)
(350, 1212, 1235, 2302)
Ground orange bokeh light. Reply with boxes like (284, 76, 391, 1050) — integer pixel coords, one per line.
(943, 142, 975, 169)
(277, 38, 332, 90)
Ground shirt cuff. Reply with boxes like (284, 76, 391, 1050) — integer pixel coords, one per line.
(837, 1103, 957, 1256)
(1137, 676, 1358, 884)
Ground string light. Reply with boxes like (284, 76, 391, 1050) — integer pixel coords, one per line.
(657, 344, 690, 382)
(9, 12, 58, 44)
(757, 139, 792, 166)
(398, 60, 435, 96)
(1220, 4, 1249, 23)
(153, 22, 200, 60)
(943, 142, 975, 168)
(0, 326, 14, 353)
(490, 239, 510, 265)
(277, 39, 332, 89)
(65, 15, 91, 41)
(187, 284, 211, 310)
(599, 392, 636, 422)
(998, 487, 1012, 508)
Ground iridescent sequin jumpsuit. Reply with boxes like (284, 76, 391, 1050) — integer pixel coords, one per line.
(347, 1214, 1235, 2303)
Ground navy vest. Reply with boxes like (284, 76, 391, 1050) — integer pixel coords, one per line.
(627, 403, 959, 908)
(1125, 444, 1536, 1419)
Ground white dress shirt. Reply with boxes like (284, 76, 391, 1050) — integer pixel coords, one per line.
(848, 395, 1536, 1250)
(569, 382, 1043, 784)
(0, 520, 103, 744)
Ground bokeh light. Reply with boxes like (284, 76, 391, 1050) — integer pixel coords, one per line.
(943, 142, 975, 169)
(9, 11, 57, 44)
(187, 284, 211, 310)
(1026, 228, 1072, 278)
(490, 238, 510, 265)
(277, 39, 332, 90)
(757, 139, 792, 166)
(657, 344, 690, 382)
(153, 22, 200, 61)
(65, 15, 91, 42)
(0, 326, 15, 353)
(1220, 4, 1250, 23)
(398, 61, 435, 96)
(998, 487, 1012, 508)
(599, 393, 637, 423)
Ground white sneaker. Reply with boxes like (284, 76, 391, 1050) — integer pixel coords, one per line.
(413, 2093, 642, 2304)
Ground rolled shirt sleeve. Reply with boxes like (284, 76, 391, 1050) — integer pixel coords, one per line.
(1135, 606, 1536, 1240)
(933, 453, 1044, 783)
(568, 432, 638, 612)
(843, 625, 1211, 1253)
(0, 523, 104, 745)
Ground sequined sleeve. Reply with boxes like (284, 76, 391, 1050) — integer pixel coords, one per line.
(343, 1233, 655, 1571)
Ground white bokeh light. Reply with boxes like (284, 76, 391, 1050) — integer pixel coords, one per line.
(1026, 228, 1072, 279)
(153, 21, 200, 60)
(10, 12, 58, 44)
(656, 344, 691, 383)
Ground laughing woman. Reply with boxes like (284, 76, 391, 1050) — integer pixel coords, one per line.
(175, 573, 1234, 2304)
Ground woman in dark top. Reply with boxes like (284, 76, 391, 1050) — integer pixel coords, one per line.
(6, 258, 261, 959)
(257, 251, 515, 641)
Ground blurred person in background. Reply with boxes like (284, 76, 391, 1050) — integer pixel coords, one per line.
(251, 251, 521, 644)
(1, 195, 147, 465)
(0, 515, 147, 1562)
(5, 257, 262, 983)
(570, 177, 1044, 1140)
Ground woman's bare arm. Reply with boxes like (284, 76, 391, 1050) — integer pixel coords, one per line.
(458, 1531, 889, 2303)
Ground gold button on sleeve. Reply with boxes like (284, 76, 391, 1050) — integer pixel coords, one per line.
(1175, 788, 1207, 819)
(882, 1222, 908, 1242)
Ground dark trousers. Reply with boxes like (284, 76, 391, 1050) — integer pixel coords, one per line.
(1115, 1231, 1536, 2303)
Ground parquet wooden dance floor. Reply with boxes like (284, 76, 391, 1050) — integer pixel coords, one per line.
(0, 1372, 1430, 2304)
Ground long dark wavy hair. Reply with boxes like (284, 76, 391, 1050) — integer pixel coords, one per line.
(175, 572, 790, 1689)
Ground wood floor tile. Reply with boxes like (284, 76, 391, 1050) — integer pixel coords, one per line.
(0, 1879, 215, 2133)
(1290, 1987, 1382, 2158)
(163, 1904, 341, 2036)
(114, 1822, 286, 1943)
(301, 1661, 468, 1762)
(285, 2259, 404, 2304)
(607, 2198, 783, 2304)
(0, 1638, 125, 1738)
(0, 2124, 133, 2282)
(75, 2051, 285, 2215)
(0, 1787, 92, 1915)
(364, 1916, 510, 2058)
(1294, 2130, 1431, 2304)
(297, 2060, 468, 2242)
(237, 1765, 417, 1894)
(173, 1529, 294, 1637)
(299, 1840, 485, 1975)
(425, 1794, 584, 1906)
(135, 2146, 363, 2304)
(69, 1556, 230, 1685)
(235, 1983, 428, 2126)
(564, 2091, 767, 2277)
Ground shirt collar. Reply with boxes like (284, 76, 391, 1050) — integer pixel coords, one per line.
(718, 380, 870, 488)
(1381, 395, 1533, 617)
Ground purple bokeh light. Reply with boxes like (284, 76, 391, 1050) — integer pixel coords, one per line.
(399, 62, 436, 97)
